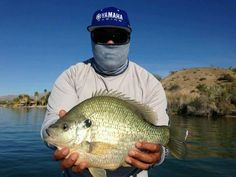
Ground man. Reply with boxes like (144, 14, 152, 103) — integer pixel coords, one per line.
(41, 6, 169, 177)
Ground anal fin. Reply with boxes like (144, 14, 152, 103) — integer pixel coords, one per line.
(89, 168, 106, 177)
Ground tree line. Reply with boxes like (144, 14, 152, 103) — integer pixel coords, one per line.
(0, 89, 50, 107)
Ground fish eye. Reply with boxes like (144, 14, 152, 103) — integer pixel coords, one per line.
(62, 123, 69, 131)
(85, 119, 92, 128)
(82, 119, 92, 128)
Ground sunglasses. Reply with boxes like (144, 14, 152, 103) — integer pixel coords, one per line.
(91, 28, 130, 45)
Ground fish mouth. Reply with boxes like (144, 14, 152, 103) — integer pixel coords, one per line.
(45, 134, 75, 148)
(46, 128, 58, 138)
(46, 129, 50, 136)
(47, 138, 74, 149)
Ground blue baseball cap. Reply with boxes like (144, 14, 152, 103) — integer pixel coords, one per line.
(87, 7, 132, 32)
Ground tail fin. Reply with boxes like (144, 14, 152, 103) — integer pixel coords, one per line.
(167, 125, 188, 160)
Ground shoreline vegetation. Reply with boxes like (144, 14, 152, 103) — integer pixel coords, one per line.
(1, 67, 236, 118)
(0, 89, 50, 109)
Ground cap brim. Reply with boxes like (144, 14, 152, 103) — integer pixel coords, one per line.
(87, 25, 132, 32)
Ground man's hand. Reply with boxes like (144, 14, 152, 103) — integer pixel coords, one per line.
(53, 110, 88, 173)
(125, 141, 161, 170)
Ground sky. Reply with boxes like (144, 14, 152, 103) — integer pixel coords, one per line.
(0, 0, 235, 96)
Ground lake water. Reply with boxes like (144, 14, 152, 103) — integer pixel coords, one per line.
(0, 107, 235, 177)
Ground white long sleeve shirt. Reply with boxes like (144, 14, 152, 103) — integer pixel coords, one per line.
(41, 59, 169, 177)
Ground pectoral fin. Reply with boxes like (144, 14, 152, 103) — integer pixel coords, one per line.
(89, 168, 106, 177)
(90, 142, 116, 155)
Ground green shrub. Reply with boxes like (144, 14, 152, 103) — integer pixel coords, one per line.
(231, 68, 236, 74)
(189, 98, 203, 109)
(190, 90, 196, 93)
(218, 74, 234, 82)
(196, 84, 207, 93)
(168, 84, 180, 91)
(199, 77, 206, 81)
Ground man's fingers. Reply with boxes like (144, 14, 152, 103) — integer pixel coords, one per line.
(59, 110, 67, 118)
(53, 147, 69, 160)
(61, 153, 79, 170)
(72, 161, 88, 173)
(125, 156, 152, 170)
(128, 149, 160, 164)
(125, 142, 162, 169)
(136, 141, 161, 153)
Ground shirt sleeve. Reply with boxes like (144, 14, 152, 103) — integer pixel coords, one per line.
(144, 73, 169, 126)
(40, 67, 79, 143)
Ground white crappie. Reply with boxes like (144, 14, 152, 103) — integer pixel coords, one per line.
(45, 91, 187, 177)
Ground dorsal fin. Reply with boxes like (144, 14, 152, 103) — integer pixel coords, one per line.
(92, 90, 158, 124)
(92, 89, 126, 98)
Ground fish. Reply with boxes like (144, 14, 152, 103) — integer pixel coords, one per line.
(45, 90, 188, 177)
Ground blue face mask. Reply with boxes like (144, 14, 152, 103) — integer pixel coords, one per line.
(91, 41, 130, 76)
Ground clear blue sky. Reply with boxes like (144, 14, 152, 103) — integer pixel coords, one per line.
(0, 0, 235, 96)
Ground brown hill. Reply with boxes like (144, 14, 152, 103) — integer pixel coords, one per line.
(162, 67, 236, 97)
(160, 67, 236, 117)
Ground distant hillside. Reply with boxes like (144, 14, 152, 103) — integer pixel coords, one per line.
(162, 67, 236, 96)
(0, 95, 17, 101)
(161, 67, 236, 117)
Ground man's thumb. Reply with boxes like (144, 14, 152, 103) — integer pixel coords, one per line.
(59, 110, 67, 118)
